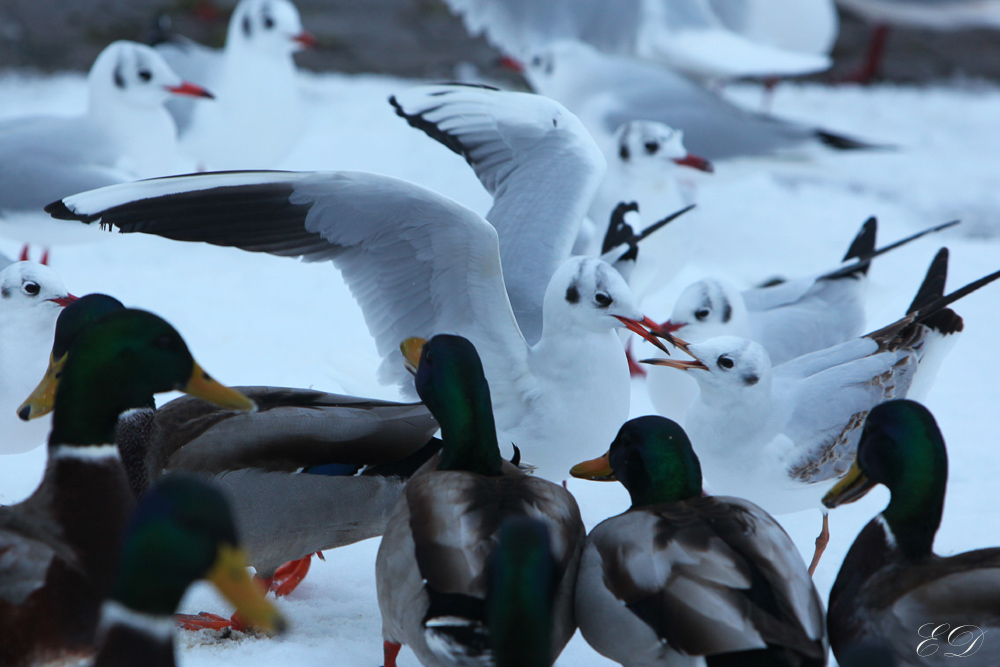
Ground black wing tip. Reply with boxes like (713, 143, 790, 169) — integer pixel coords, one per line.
(45, 199, 97, 223)
(815, 130, 887, 151)
(841, 216, 878, 276)
(907, 248, 949, 315)
(389, 93, 468, 160)
(601, 201, 639, 256)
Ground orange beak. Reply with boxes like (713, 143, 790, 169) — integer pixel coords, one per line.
(640, 335, 708, 371)
(614, 316, 674, 355)
(166, 82, 215, 99)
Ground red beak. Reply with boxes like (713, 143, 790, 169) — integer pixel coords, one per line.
(672, 154, 714, 173)
(48, 294, 79, 307)
(614, 316, 674, 355)
(655, 319, 686, 334)
(293, 31, 317, 49)
(166, 82, 215, 99)
(498, 55, 525, 73)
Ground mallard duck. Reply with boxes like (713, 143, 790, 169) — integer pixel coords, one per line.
(487, 516, 561, 667)
(0, 308, 253, 667)
(571, 415, 827, 667)
(19, 294, 440, 602)
(92, 473, 284, 666)
(0, 259, 76, 455)
(376, 334, 584, 667)
(823, 400, 1000, 666)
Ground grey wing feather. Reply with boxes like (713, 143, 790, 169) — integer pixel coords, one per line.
(148, 387, 438, 476)
(215, 468, 407, 577)
(391, 85, 606, 343)
(0, 496, 81, 605)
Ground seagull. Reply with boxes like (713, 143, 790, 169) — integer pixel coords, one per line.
(645, 218, 958, 423)
(442, 0, 832, 79)
(0, 261, 76, 456)
(644, 254, 1000, 571)
(155, 0, 315, 169)
(48, 168, 669, 480)
(710, 0, 839, 58)
(0, 41, 213, 245)
(516, 40, 875, 160)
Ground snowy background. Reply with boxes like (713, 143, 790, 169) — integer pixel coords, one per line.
(1, 69, 999, 665)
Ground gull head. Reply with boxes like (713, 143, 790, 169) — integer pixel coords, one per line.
(543, 257, 665, 351)
(662, 278, 748, 341)
(615, 121, 713, 173)
(88, 41, 213, 110)
(646, 335, 771, 395)
(0, 262, 74, 317)
(228, 0, 315, 56)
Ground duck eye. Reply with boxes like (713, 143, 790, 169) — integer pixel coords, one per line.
(718, 355, 734, 370)
(22, 281, 40, 296)
(594, 292, 612, 308)
(263, 15, 275, 28)
(138, 69, 152, 82)
(644, 141, 659, 154)
(154, 335, 175, 350)
(694, 308, 710, 321)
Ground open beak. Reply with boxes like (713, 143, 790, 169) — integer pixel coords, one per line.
(672, 154, 714, 173)
(570, 451, 617, 481)
(614, 316, 673, 355)
(655, 319, 685, 334)
(18, 353, 65, 420)
(182, 362, 255, 411)
(47, 294, 79, 307)
(207, 543, 286, 635)
(165, 82, 215, 99)
(640, 335, 708, 371)
(822, 460, 877, 509)
(292, 31, 317, 49)
(401, 337, 426, 376)
(497, 55, 525, 73)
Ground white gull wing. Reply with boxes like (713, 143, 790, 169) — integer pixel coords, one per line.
(443, 0, 830, 78)
(155, 36, 224, 135)
(390, 84, 606, 343)
(51, 171, 534, 409)
(773, 337, 916, 484)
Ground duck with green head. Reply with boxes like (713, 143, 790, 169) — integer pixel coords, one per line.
(376, 334, 584, 667)
(19, 295, 440, 616)
(0, 307, 254, 667)
(93, 473, 285, 666)
(571, 415, 827, 667)
(824, 400, 1000, 666)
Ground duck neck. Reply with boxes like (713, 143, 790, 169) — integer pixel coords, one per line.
(436, 389, 503, 476)
(882, 481, 944, 560)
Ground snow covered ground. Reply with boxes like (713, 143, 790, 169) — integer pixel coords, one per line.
(1, 69, 999, 666)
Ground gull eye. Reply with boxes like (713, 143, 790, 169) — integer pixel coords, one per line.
(619, 144, 630, 161)
(594, 292, 612, 308)
(263, 15, 275, 29)
(694, 308, 710, 321)
(717, 355, 734, 370)
(531, 56, 542, 67)
(644, 141, 659, 154)
(22, 281, 40, 296)
(138, 69, 152, 82)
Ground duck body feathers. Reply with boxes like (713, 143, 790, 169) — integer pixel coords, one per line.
(575, 495, 826, 667)
(829, 517, 1000, 666)
(377, 456, 584, 667)
(0, 451, 134, 666)
(114, 387, 440, 578)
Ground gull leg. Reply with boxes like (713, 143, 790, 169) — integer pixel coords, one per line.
(383, 640, 402, 667)
(807, 511, 830, 577)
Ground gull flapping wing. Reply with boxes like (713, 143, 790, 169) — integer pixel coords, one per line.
(48, 170, 534, 414)
(391, 84, 606, 344)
